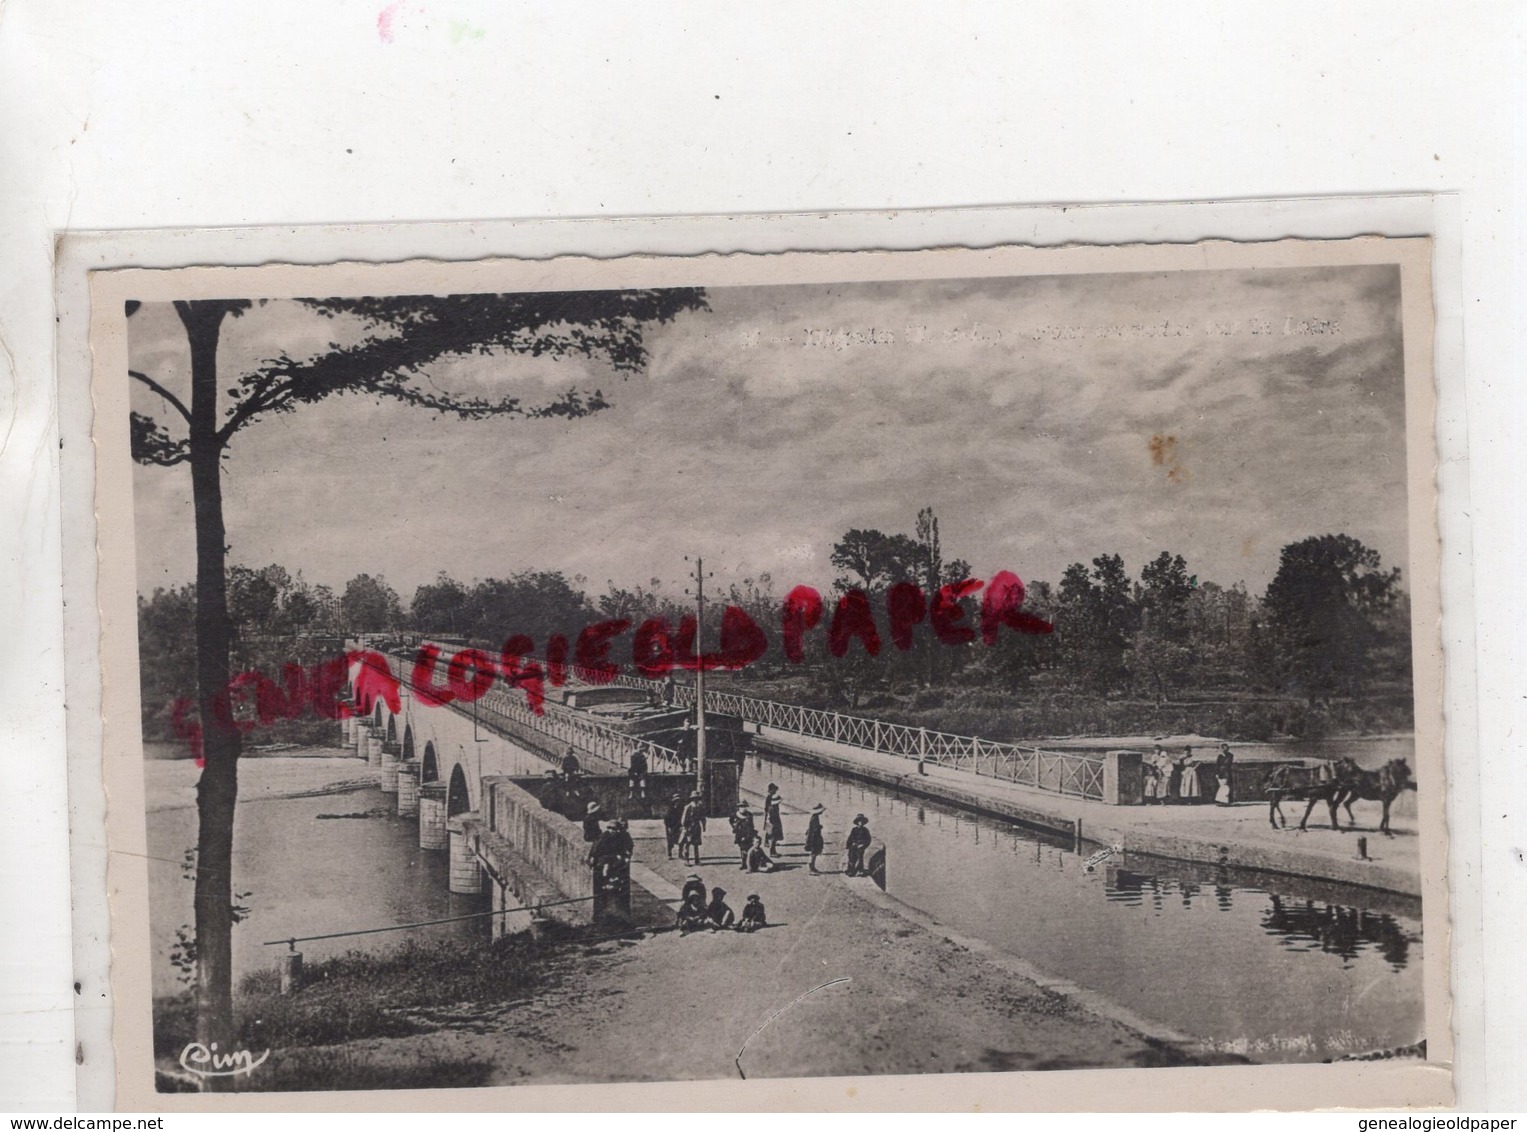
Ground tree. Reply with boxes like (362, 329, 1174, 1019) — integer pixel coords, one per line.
(1055, 554, 1139, 693)
(126, 287, 706, 1058)
(1131, 551, 1195, 705)
(340, 573, 404, 633)
(226, 565, 286, 641)
(829, 528, 922, 595)
(280, 576, 324, 636)
(1259, 534, 1402, 703)
(463, 570, 594, 645)
(1139, 551, 1192, 642)
(914, 507, 943, 595)
(410, 572, 470, 635)
(137, 585, 198, 744)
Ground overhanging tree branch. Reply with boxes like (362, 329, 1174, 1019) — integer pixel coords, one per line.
(129, 370, 192, 423)
(130, 411, 190, 466)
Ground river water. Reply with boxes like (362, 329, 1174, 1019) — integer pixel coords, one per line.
(742, 736, 1424, 1063)
(146, 735, 1423, 1064)
(144, 748, 487, 1002)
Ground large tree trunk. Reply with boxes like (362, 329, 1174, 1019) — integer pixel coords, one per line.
(176, 301, 241, 1072)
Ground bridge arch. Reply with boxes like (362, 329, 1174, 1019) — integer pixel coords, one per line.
(403, 724, 415, 762)
(422, 741, 439, 783)
(373, 702, 384, 727)
(387, 715, 397, 744)
(447, 764, 471, 817)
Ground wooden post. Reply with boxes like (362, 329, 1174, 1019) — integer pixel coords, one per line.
(279, 947, 303, 995)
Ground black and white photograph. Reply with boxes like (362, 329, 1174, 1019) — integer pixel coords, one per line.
(92, 239, 1448, 1105)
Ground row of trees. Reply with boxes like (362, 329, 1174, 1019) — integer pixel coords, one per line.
(141, 526, 1411, 737)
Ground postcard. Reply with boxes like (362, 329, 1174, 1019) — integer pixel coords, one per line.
(78, 234, 1450, 1110)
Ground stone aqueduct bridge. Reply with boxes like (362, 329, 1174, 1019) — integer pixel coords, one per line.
(339, 641, 714, 934)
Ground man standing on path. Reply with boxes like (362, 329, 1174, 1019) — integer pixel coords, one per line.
(592, 818, 632, 891)
(679, 790, 707, 865)
(663, 792, 685, 859)
(1215, 742, 1236, 806)
(730, 804, 757, 871)
(582, 802, 603, 854)
(845, 814, 872, 877)
(804, 803, 826, 874)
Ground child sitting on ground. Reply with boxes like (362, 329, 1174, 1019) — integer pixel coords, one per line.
(746, 834, 776, 873)
(706, 887, 735, 930)
(676, 890, 708, 935)
(738, 894, 767, 932)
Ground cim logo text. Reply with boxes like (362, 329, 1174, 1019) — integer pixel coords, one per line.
(178, 1041, 270, 1078)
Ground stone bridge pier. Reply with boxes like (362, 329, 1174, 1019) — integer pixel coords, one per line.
(344, 643, 644, 936)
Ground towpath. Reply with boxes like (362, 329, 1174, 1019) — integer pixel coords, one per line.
(335, 810, 1225, 1086)
(751, 728, 1421, 896)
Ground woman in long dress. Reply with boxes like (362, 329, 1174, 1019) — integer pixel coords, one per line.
(804, 803, 826, 874)
(1178, 747, 1202, 803)
(763, 783, 784, 853)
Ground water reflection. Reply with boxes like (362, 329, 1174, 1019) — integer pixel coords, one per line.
(746, 749, 1423, 1061)
(1261, 895, 1417, 970)
(1102, 869, 1416, 971)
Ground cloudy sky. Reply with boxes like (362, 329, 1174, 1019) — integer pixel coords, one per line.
(128, 263, 1410, 603)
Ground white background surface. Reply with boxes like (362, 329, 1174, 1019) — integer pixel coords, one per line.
(1, 0, 1521, 1112)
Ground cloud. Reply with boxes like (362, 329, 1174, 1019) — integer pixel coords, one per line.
(128, 264, 1413, 601)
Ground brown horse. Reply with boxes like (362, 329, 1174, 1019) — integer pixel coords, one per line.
(1331, 758, 1416, 837)
(1265, 760, 1351, 831)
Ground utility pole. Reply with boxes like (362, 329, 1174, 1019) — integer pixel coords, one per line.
(692, 556, 708, 807)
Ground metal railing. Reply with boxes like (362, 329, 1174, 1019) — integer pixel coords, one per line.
(382, 647, 684, 775)
(372, 645, 1102, 800)
(476, 687, 686, 775)
(603, 672, 1105, 800)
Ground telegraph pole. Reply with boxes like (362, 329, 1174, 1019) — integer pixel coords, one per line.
(692, 557, 708, 806)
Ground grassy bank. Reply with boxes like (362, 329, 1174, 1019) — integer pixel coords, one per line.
(153, 926, 594, 1092)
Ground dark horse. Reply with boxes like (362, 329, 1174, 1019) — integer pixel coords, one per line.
(1332, 758, 1416, 837)
(1265, 759, 1356, 831)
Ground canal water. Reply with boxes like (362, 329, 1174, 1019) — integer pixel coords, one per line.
(741, 740, 1424, 1064)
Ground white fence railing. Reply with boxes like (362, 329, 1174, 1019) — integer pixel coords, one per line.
(603, 672, 1105, 800)
(384, 650, 685, 775)
(377, 644, 1103, 800)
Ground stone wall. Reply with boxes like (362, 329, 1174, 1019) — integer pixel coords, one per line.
(483, 775, 595, 915)
(513, 772, 698, 823)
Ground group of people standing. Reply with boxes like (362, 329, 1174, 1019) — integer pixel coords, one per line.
(661, 782, 876, 878)
(671, 792, 876, 936)
(1143, 741, 1237, 806)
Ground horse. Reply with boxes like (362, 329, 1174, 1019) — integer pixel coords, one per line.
(1265, 759, 1352, 831)
(1331, 758, 1416, 837)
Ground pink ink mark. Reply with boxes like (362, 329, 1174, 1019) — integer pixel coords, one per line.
(377, 2, 402, 43)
